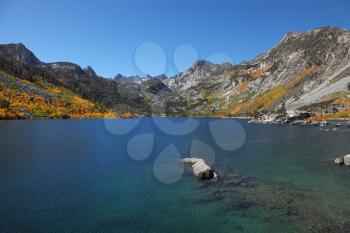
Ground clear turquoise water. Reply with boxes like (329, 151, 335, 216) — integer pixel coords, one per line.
(0, 118, 350, 233)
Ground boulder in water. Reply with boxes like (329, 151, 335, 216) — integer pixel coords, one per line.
(344, 154, 350, 166)
(182, 158, 217, 180)
(334, 156, 344, 165)
(334, 154, 350, 166)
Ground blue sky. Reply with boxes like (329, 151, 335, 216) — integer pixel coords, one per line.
(0, 0, 349, 77)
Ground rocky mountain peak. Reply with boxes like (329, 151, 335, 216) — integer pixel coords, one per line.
(113, 73, 124, 80)
(191, 60, 213, 69)
(0, 43, 42, 65)
(280, 26, 350, 44)
(264, 26, 350, 74)
(114, 74, 144, 84)
(83, 66, 97, 76)
(152, 74, 168, 80)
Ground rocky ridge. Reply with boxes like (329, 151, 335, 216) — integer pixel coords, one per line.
(1, 26, 350, 119)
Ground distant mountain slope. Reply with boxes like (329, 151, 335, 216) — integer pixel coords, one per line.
(0, 71, 117, 119)
(163, 26, 350, 118)
(0, 43, 190, 116)
(1, 26, 350, 119)
(0, 44, 154, 115)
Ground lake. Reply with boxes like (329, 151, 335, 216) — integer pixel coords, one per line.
(1, 118, 350, 233)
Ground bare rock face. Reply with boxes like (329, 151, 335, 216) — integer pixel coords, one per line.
(163, 27, 350, 116)
(0, 43, 42, 65)
(248, 110, 313, 125)
(182, 158, 217, 180)
(248, 113, 286, 124)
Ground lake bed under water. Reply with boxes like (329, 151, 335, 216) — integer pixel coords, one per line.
(0, 118, 350, 233)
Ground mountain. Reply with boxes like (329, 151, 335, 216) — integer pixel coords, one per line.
(0, 43, 155, 116)
(0, 71, 118, 119)
(113, 74, 144, 84)
(0, 42, 190, 117)
(1, 26, 350, 119)
(163, 26, 350, 118)
(0, 43, 42, 65)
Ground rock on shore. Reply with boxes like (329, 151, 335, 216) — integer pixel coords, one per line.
(182, 158, 217, 180)
(248, 110, 312, 125)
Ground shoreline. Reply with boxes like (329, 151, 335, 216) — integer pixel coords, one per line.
(1, 115, 349, 122)
(0, 115, 249, 121)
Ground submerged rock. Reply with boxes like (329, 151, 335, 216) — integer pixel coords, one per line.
(182, 158, 217, 180)
(335, 156, 344, 165)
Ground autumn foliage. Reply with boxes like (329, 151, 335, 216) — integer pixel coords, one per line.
(0, 73, 123, 119)
(238, 82, 247, 91)
(230, 66, 317, 115)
